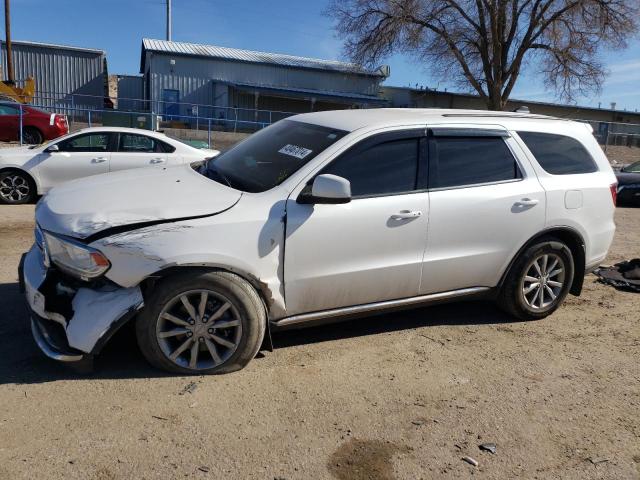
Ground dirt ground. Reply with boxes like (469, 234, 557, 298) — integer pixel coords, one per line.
(0, 204, 638, 480)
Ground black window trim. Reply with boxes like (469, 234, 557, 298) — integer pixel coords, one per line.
(313, 128, 429, 200)
(427, 129, 526, 192)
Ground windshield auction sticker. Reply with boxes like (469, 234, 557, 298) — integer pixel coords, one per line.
(278, 144, 313, 159)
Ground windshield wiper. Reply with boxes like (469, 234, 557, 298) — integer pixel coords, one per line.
(201, 160, 233, 189)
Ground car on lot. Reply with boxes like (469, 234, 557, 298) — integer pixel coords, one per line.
(0, 127, 220, 204)
(19, 109, 617, 374)
(0, 101, 68, 145)
(615, 160, 640, 206)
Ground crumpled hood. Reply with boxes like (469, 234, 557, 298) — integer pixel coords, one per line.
(36, 164, 241, 239)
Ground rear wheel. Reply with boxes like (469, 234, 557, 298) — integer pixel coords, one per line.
(0, 169, 36, 204)
(22, 127, 43, 145)
(136, 270, 266, 374)
(498, 239, 574, 321)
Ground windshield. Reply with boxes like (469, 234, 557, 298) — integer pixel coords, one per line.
(201, 120, 347, 192)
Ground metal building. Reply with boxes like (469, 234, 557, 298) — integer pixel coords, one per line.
(139, 38, 388, 127)
(0, 40, 106, 110)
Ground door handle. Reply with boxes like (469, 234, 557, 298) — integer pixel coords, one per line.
(150, 158, 165, 164)
(391, 210, 423, 220)
(515, 198, 539, 207)
(91, 157, 107, 163)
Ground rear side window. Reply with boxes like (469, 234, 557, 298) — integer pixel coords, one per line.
(429, 136, 521, 189)
(322, 138, 420, 197)
(0, 104, 19, 115)
(119, 134, 175, 153)
(517, 131, 597, 175)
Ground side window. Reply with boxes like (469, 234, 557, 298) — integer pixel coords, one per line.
(322, 138, 420, 197)
(58, 133, 110, 153)
(119, 134, 160, 153)
(158, 140, 176, 153)
(429, 136, 521, 189)
(0, 105, 19, 115)
(517, 131, 598, 175)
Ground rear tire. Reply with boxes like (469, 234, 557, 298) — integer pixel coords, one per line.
(0, 169, 36, 204)
(136, 270, 266, 375)
(22, 127, 43, 145)
(498, 238, 574, 321)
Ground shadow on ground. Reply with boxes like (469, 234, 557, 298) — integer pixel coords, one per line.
(0, 280, 514, 385)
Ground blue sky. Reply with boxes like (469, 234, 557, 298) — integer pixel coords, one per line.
(5, 0, 640, 110)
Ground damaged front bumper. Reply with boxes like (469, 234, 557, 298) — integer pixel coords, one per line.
(20, 244, 144, 364)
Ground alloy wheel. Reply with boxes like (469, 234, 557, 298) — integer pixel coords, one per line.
(521, 253, 566, 310)
(0, 174, 31, 203)
(156, 289, 242, 370)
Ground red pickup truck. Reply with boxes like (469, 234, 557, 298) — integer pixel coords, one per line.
(0, 101, 68, 144)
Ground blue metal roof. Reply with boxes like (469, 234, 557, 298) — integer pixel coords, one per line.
(141, 38, 384, 77)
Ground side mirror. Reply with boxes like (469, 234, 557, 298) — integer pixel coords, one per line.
(45, 144, 59, 153)
(298, 174, 351, 204)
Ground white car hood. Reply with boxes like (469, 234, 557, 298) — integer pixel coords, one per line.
(36, 165, 241, 239)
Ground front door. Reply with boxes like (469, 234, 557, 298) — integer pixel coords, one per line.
(420, 127, 546, 294)
(34, 132, 112, 191)
(284, 129, 429, 316)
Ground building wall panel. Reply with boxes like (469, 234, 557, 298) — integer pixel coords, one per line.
(1, 41, 105, 111)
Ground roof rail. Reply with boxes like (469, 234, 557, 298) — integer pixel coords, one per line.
(441, 112, 561, 120)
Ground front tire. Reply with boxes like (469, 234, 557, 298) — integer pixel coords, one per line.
(498, 238, 574, 321)
(136, 270, 266, 374)
(0, 169, 36, 204)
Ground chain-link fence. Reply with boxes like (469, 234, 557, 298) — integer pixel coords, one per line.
(5, 90, 640, 159)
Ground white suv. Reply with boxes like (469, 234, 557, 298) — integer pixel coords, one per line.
(20, 109, 617, 374)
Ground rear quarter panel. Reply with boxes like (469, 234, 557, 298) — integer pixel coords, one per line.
(512, 124, 617, 267)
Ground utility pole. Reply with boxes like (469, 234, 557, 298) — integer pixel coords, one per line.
(4, 0, 15, 83)
(166, 0, 172, 41)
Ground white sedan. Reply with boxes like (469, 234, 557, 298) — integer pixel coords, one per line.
(0, 127, 220, 204)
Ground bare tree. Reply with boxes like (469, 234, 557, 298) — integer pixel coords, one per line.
(327, 0, 638, 110)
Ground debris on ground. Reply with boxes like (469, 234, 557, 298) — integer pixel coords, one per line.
(479, 443, 497, 454)
(594, 259, 640, 292)
(462, 456, 479, 466)
(151, 415, 168, 421)
(586, 457, 609, 465)
(197, 466, 210, 472)
(179, 381, 199, 395)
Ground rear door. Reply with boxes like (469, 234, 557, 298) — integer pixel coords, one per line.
(420, 126, 546, 294)
(34, 132, 112, 190)
(0, 104, 19, 141)
(109, 133, 175, 171)
(284, 129, 430, 315)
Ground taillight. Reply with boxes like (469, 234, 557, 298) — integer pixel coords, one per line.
(54, 115, 68, 130)
(610, 183, 617, 206)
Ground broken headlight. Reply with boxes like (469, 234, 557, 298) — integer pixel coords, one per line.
(43, 232, 110, 280)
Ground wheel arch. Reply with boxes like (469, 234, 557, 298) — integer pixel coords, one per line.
(0, 166, 42, 196)
(499, 227, 586, 296)
(138, 265, 275, 349)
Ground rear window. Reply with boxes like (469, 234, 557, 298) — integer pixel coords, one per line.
(430, 136, 521, 189)
(517, 131, 598, 175)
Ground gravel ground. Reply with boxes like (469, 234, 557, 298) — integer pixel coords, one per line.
(0, 204, 639, 480)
